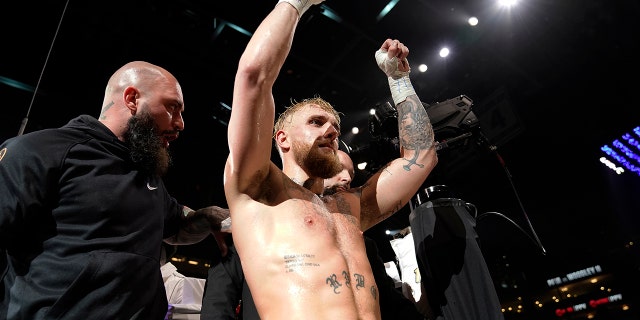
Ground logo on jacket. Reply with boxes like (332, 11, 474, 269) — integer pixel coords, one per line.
(147, 182, 158, 190)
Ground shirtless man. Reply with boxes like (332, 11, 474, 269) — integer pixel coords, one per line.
(223, 0, 437, 319)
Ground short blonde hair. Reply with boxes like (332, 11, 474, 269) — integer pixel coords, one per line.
(273, 97, 342, 138)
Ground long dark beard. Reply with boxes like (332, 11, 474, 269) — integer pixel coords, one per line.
(123, 111, 171, 177)
(293, 140, 341, 179)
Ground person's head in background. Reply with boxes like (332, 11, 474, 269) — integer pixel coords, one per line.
(323, 149, 355, 196)
(100, 61, 185, 177)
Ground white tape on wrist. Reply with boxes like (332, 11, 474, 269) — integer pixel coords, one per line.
(375, 48, 415, 105)
(277, 0, 323, 17)
(388, 75, 416, 105)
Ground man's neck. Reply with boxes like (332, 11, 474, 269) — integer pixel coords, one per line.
(284, 165, 324, 195)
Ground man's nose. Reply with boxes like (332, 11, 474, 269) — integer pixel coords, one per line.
(173, 113, 185, 132)
(323, 123, 339, 140)
(340, 171, 352, 185)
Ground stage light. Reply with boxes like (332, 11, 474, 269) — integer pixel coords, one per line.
(439, 47, 450, 58)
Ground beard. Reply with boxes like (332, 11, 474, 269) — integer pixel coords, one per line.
(323, 183, 347, 196)
(123, 110, 171, 177)
(292, 140, 342, 179)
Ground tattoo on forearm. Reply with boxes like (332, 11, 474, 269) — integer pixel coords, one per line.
(396, 95, 435, 171)
(326, 274, 343, 294)
(371, 286, 378, 300)
(284, 253, 319, 273)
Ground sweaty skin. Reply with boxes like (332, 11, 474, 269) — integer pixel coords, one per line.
(224, 2, 437, 320)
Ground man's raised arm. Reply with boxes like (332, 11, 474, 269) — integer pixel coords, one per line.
(225, 0, 324, 197)
(361, 38, 438, 230)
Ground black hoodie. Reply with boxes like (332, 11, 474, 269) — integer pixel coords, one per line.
(0, 115, 183, 319)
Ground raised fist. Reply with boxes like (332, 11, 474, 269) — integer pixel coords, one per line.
(375, 39, 410, 79)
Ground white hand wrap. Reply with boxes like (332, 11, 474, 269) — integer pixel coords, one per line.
(375, 48, 416, 105)
(277, 0, 325, 17)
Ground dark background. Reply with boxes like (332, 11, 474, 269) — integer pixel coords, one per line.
(2, 0, 639, 316)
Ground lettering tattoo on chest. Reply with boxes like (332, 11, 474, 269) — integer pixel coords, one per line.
(354, 273, 365, 290)
(325, 271, 377, 299)
(326, 273, 343, 294)
(342, 270, 351, 288)
(325, 271, 367, 292)
(283, 253, 319, 273)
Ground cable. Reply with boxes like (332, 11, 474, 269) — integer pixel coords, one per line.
(477, 131, 547, 255)
(17, 0, 70, 136)
(477, 211, 544, 253)
(494, 151, 547, 255)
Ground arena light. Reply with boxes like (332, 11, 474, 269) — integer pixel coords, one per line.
(600, 126, 640, 177)
(376, 0, 400, 22)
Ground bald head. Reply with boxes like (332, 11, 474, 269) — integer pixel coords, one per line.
(99, 61, 183, 140)
(96, 61, 185, 176)
(103, 61, 177, 107)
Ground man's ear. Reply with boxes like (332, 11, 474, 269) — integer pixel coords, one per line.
(123, 86, 139, 115)
(275, 130, 290, 152)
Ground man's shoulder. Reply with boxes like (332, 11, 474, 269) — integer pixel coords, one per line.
(1, 126, 81, 157)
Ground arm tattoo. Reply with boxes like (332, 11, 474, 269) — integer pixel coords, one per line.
(396, 95, 435, 171)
